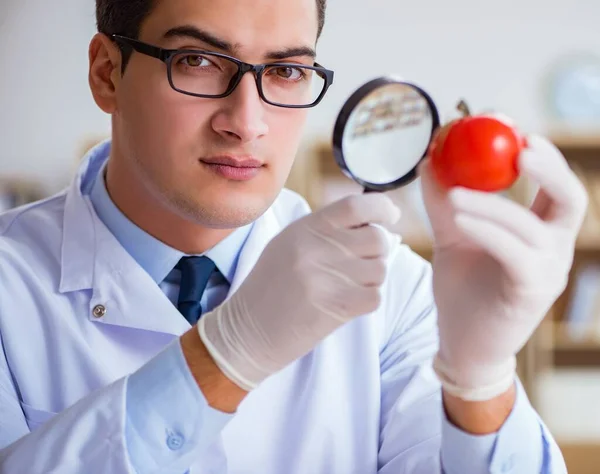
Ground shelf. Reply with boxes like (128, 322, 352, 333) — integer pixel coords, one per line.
(538, 321, 600, 368)
(542, 321, 600, 349)
(402, 240, 600, 259)
(576, 239, 600, 252)
(551, 133, 600, 150)
(554, 349, 600, 368)
(560, 442, 600, 474)
(553, 336, 600, 351)
(403, 239, 600, 254)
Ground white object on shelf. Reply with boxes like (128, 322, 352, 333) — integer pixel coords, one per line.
(536, 369, 600, 442)
(563, 263, 600, 341)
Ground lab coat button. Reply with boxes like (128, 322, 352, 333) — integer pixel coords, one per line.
(166, 432, 185, 451)
(92, 305, 106, 318)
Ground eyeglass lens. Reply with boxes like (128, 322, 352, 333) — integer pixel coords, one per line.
(169, 52, 325, 106)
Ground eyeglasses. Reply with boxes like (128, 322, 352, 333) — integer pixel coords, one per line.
(112, 35, 335, 109)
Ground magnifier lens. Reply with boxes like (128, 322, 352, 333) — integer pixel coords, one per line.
(333, 78, 439, 192)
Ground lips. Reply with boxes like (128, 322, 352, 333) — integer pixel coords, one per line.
(201, 155, 263, 168)
(200, 155, 264, 181)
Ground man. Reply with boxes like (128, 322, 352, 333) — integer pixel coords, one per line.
(0, 0, 587, 473)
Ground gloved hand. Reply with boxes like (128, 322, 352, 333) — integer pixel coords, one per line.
(420, 134, 588, 401)
(198, 194, 401, 391)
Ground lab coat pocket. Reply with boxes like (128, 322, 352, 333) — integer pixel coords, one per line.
(19, 401, 58, 432)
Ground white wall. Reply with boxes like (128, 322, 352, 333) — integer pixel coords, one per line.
(1, 0, 599, 192)
(310, 0, 600, 137)
(0, 0, 108, 191)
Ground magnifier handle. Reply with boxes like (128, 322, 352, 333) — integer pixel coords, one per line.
(354, 188, 402, 247)
(363, 187, 380, 194)
(357, 187, 378, 228)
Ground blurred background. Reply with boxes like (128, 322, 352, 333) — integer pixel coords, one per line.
(2, 0, 600, 471)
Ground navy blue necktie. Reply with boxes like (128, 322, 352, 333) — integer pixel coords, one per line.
(176, 256, 216, 325)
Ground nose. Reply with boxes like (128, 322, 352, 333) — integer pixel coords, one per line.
(211, 73, 269, 144)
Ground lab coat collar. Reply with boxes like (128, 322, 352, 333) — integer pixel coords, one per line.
(59, 139, 110, 294)
(59, 139, 282, 335)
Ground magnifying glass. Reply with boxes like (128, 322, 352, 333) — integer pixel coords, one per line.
(332, 77, 440, 192)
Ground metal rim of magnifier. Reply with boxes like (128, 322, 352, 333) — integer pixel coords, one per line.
(332, 76, 441, 192)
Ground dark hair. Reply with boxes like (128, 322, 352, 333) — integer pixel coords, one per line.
(96, 0, 327, 65)
(96, 0, 155, 40)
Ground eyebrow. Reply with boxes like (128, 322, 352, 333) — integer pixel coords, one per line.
(163, 25, 316, 60)
(164, 26, 234, 52)
(266, 47, 316, 61)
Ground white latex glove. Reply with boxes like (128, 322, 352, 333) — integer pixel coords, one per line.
(419, 134, 588, 401)
(198, 194, 401, 391)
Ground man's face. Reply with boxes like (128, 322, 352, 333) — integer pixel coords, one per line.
(111, 0, 319, 228)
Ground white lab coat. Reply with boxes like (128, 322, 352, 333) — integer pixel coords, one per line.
(0, 145, 564, 473)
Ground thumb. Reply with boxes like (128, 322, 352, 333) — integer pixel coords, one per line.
(418, 159, 454, 236)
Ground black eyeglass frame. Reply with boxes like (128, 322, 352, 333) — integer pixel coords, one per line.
(112, 34, 335, 109)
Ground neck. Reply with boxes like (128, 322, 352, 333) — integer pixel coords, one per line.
(104, 153, 234, 255)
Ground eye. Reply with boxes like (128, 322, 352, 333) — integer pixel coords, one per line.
(272, 66, 305, 81)
(179, 54, 213, 68)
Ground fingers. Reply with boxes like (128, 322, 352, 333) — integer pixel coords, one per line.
(418, 158, 480, 247)
(448, 187, 548, 248)
(323, 193, 401, 229)
(346, 286, 383, 315)
(322, 284, 383, 321)
(323, 256, 389, 287)
(418, 158, 447, 206)
(334, 225, 401, 258)
(417, 158, 454, 233)
(519, 134, 588, 230)
(453, 212, 530, 283)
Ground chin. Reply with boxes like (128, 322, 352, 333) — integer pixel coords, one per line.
(170, 190, 277, 229)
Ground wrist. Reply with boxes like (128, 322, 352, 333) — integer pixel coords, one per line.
(180, 327, 248, 414)
(433, 353, 516, 402)
(443, 382, 516, 435)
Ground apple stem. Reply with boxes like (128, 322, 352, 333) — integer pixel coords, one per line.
(457, 99, 471, 117)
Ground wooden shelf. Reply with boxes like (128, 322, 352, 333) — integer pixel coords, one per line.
(576, 240, 600, 252)
(551, 133, 600, 149)
(540, 321, 600, 348)
(537, 321, 600, 367)
(550, 135, 600, 167)
(555, 349, 600, 367)
(403, 240, 600, 260)
(553, 336, 600, 351)
(404, 240, 600, 256)
(560, 442, 600, 474)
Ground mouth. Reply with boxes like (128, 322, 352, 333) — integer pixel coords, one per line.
(200, 155, 264, 181)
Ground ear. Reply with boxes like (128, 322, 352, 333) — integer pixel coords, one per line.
(88, 33, 123, 114)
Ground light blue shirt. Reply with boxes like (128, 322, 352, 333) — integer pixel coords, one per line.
(0, 140, 567, 474)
